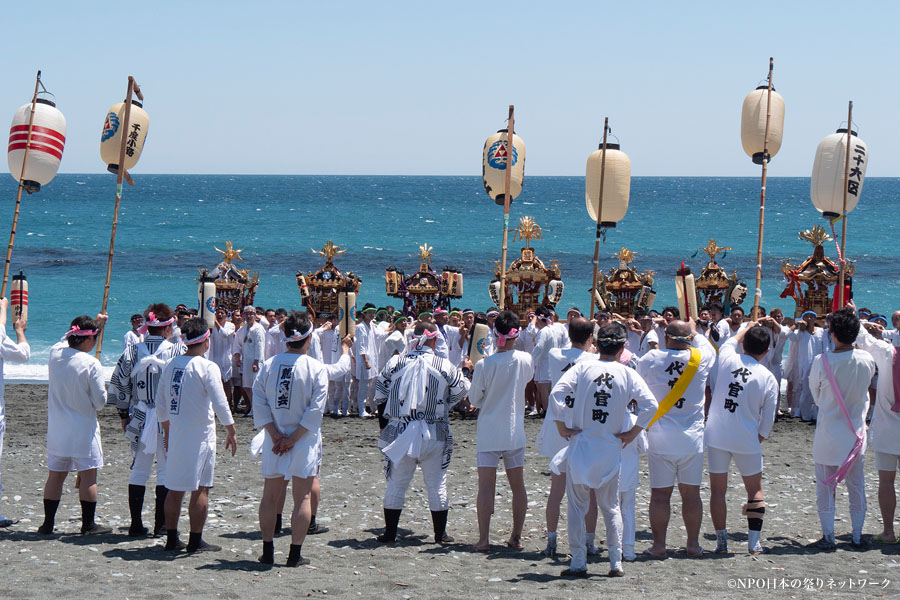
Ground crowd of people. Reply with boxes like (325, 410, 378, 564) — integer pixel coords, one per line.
(0, 295, 897, 577)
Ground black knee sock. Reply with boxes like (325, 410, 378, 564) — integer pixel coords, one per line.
(187, 531, 203, 551)
(748, 506, 765, 531)
(260, 540, 274, 563)
(382, 508, 401, 541)
(154, 486, 167, 531)
(287, 543, 302, 563)
(431, 510, 448, 541)
(166, 528, 179, 548)
(80, 500, 97, 528)
(308, 514, 316, 530)
(274, 513, 282, 534)
(128, 484, 145, 527)
(41, 499, 60, 530)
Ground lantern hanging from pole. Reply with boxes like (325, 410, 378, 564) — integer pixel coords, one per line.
(482, 128, 525, 205)
(7, 99, 66, 194)
(741, 85, 785, 164)
(810, 127, 868, 219)
(585, 142, 631, 227)
(100, 100, 149, 174)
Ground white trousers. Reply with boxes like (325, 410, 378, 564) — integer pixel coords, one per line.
(383, 439, 449, 511)
(619, 489, 636, 549)
(326, 380, 350, 414)
(0, 418, 5, 499)
(357, 376, 376, 415)
(129, 430, 167, 486)
(794, 380, 817, 421)
(815, 460, 866, 539)
(567, 473, 622, 570)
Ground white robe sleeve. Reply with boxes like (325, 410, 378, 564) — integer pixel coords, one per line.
(467, 359, 487, 409)
(298, 363, 328, 432)
(252, 359, 275, 429)
(207, 362, 234, 426)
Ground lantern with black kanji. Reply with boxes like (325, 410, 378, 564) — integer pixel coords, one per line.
(7, 99, 66, 193)
(811, 127, 868, 219)
(741, 85, 785, 164)
(585, 142, 631, 227)
(482, 129, 525, 205)
(100, 100, 149, 174)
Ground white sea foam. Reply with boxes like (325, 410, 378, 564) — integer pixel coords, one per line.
(5, 363, 115, 384)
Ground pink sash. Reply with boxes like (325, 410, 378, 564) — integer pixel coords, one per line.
(892, 348, 900, 412)
(821, 355, 865, 489)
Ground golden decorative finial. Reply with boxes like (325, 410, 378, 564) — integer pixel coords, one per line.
(699, 239, 731, 262)
(312, 240, 346, 262)
(616, 247, 636, 265)
(214, 241, 243, 264)
(513, 216, 543, 248)
(418, 243, 433, 263)
(798, 225, 831, 247)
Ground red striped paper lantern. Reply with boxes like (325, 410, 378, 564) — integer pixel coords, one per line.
(7, 99, 66, 193)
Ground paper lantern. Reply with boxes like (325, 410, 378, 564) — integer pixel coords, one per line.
(637, 285, 656, 310)
(198, 276, 216, 327)
(741, 86, 785, 164)
(467, 320, 491, 365)
(548, 279, 564, 305)
(441, 269, 463, 298)
(482, 129, 525, 205)
(11, 273, 28, 321)
(385, 269, 402, 295)
(585, 143, 631, 227)
(7, 99, 66, 193)
(810, 128, 868, 218)
(338, 291, 356, 337)
(488, 281, 502, 307)
(100, 100, 149, 174)
(674, 267, 699, 321)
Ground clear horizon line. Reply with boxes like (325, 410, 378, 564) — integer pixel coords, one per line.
(46, 172, 900, 179)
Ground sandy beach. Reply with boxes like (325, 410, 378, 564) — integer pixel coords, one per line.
(0, 383, 898, 599)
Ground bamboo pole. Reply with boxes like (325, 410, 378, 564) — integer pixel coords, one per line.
(750, 58, 774, 323)
(589, 117, 609, 319)
(498, 105, 514, 310)
(837, 101, 853, 307)
(96, 76, 142, 358)
(2, 71, 43, 300)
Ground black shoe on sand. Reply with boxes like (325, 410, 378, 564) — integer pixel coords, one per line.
(307, 523, 329, 535)
(286, 555, 310, 567)
(165, 538, 187, 551)
(186, 540, 221, 553)
(0, 518, 18, 528)
(128, 524, 149, 537)
(81, 523, 113, 535)
(561, 568, 588, 578)
(37, 524, 55, 535)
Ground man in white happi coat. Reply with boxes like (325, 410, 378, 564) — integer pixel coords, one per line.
(788, 310, 826, 421)
(38, 314, 112, 536)
(123, 313, 144, 351)
(0, 298, 29, 528)
(551, 323, 657, 577)
(373, 322, 470, 544)
(108, 303, 185, 537)
(238, 305, 267, 416)
(209, 306, 235, 404)
(705, 323, 778, 555)
(354, 303, 380, 417)
(637, 319, 716, 558)
(158, 318, 237, 553)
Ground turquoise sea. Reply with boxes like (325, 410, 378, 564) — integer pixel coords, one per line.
(3, 174, 898, 378)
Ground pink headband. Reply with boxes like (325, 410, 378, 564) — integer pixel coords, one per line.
(434, 308, 448, 315)
(410, 329, 440, 349)
(184, 330, 210, 345)
(138, 311, 176, 335)
(62, 325, 99, 341)
(493, 327, 519, 347)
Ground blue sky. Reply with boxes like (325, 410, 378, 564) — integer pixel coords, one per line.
(3, 1, 898, 176)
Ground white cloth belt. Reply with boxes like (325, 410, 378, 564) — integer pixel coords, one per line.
(140, 405, 159, 455)
(383, 419, 432, 463)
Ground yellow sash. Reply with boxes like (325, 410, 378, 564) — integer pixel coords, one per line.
(647, 347, 702, 430)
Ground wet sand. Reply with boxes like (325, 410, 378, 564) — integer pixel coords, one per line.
(1, 384, 898, 599)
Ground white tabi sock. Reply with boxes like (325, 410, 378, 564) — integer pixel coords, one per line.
(586, 533, 595, 548)
(715, 529, 728, 545)
(850, 510, 866, 544)
(608, 547, 622, 572)
(818, 510, 835, 543)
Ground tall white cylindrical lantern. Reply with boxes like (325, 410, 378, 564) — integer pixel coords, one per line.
(741, 86, 785, 164)
(198, 276, 216, 327)
(585, 143, 631, 227)
(482, 129, 525, 205)
(100, 100, 149, 174)
(810, 128, 868, 219)
(7, 99, 66, 193)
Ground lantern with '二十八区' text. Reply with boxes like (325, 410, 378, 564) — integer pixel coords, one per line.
(482, 128, 525, 205)
(100, 100, 149, 174)
(8, 98, 66, 194)
(741, 85, 785, 164)
(811, 127, 868, 219)
(585, 142, 631, 228)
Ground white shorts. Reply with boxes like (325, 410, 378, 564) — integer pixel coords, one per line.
(166, 438, 215, 492)
(262, 434, 320, 480)
(648, 451, 703, 488)
(875, 451, 900, 472)
(477, 447, 525, 470)
(47, 436, 104, 472)
(706, 446, 763, 476)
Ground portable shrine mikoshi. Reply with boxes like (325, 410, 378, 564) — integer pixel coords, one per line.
(385, 243, 463, 317)
(594, 247, 654, 318)
(694, 239, 747, 311)
(200, 241, 260, 313)
(780, 225, 852, 319)
(489, 217, 563, 326)
(297, 240, 362, 319)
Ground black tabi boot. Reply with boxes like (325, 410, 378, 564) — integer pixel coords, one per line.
(127, 484, 148, 536)
(377, 508, 402, 543)
(431, 510, 452, 544)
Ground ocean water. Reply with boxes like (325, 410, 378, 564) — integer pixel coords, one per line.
(3, 174, 898, 380)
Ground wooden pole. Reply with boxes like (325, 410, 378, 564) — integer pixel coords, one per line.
(2, 70, 42, 300)
(751, 57, 774, 323)
(837, 100, 853, 307)
(589, 117, 609, 319)
(498, 105, 514, 310)
(96, 76, 142, 358)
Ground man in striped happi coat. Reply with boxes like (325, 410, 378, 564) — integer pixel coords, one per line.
(374, 321, 470, 545)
